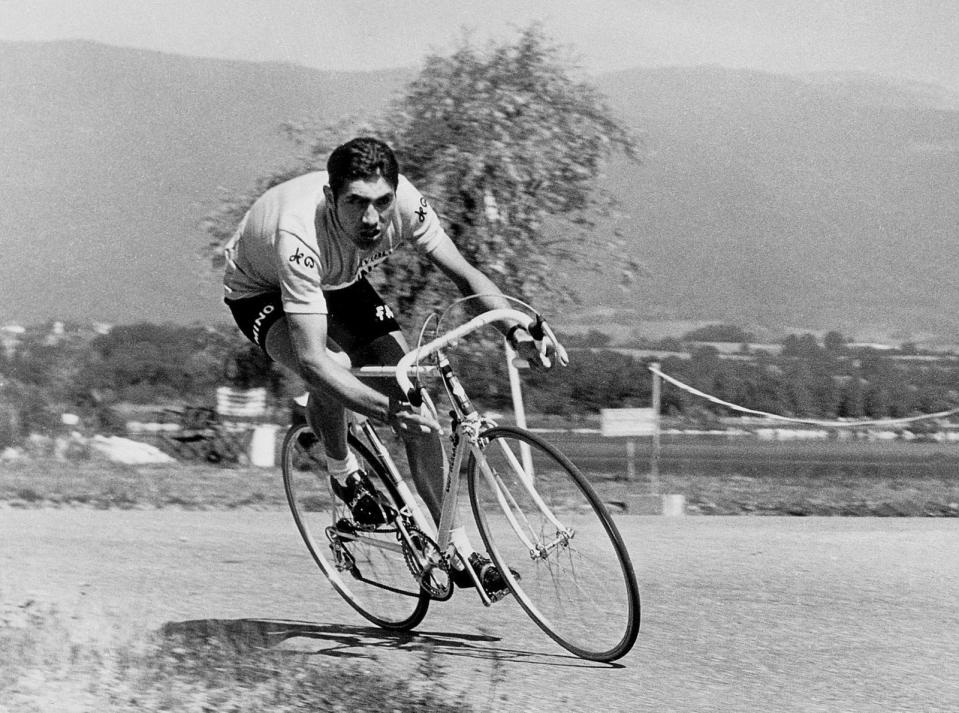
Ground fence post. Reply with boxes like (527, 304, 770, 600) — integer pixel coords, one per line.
(505, 338, 534, 476)
(625, 438, 636, 480)
(650, 362, 662, 495)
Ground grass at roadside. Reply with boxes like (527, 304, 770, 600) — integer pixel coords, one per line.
(0, 458, 288, 510)
(0, 603, 476, 713)
(2, 439, 959, 516)
(659, 471, 959, 516)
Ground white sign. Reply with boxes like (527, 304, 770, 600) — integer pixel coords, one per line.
(600, 408, 658, 437)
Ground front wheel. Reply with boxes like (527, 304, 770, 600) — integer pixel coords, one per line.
(282, 423, 429, 630)
(468, 426, 640, 662)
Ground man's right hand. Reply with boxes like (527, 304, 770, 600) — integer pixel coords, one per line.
(387, 398, 441, 437)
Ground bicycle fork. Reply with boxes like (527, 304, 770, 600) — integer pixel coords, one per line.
(473, 436, 576, 562)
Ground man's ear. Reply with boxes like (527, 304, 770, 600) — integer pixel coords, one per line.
(323, 184, 335, 207)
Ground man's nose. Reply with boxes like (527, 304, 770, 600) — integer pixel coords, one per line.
(362, 204, 379, 224)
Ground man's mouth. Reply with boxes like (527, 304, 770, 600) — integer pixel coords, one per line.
(357, 229, 380, 245)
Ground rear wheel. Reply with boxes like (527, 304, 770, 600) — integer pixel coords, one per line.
(281, 423, 429, 630)
(468, 426, 640, 661)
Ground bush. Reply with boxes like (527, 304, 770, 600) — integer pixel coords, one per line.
(682, 324, 755, 343)
(0, 407, 16, 449)
(86, 405, 128, 435)
(3, 382, 60, 437)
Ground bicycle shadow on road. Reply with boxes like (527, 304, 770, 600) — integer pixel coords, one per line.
(159, 618, 619, 669)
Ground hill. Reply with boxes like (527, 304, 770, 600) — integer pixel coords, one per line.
(0, 40, 410, 326)
(2, 40, 958, 342)
(587, 67, 959, 340)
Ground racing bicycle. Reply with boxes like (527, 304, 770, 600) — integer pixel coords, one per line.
(280, 306, 640, 662)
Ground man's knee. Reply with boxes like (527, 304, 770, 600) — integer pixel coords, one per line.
(326, 348, 351, 369)
(354, 331, 408, 366)
(352, 331, 408, 399)
(265, 316, 352, 374)
(263, 318, 295, 370)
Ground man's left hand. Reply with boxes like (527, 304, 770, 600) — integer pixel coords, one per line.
(510, 327, 566, 371)
(514, 339, 550, 370)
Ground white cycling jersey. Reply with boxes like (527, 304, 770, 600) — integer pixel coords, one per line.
(223, 171, 445, 314)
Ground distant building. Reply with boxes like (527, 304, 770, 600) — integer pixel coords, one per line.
(0, 324, 25, 358)
(847, 342, 897, 351)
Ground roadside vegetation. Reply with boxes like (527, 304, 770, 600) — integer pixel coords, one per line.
(3, 438, 959, 517)
(3, 316, 959, 518)
(5, 319, 959, 449)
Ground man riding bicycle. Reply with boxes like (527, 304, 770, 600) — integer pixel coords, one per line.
(223, 137, 551, 594)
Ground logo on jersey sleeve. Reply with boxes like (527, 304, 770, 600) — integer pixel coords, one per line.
(415, 197, 429, 223)
(288, 247, 317, 270)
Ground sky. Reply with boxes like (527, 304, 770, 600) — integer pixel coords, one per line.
(2, 0, 958, 91)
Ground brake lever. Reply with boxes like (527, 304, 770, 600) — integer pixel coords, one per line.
(527, 314, 557, 368)
(529, 314, 546, 341)
(406, 383, 425, 407)
(539, 319, 569, 367)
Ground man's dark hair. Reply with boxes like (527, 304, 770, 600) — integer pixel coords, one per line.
(326, 137, 400, 198)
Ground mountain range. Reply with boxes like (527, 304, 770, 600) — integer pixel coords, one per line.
(2, 40, 958, 343)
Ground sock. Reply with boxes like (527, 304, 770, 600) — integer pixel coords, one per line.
(325, 451, 360, 479)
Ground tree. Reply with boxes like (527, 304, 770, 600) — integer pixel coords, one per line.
(384, 26, 642, 314)
(823, 330, 847, 354)
(75, 324, 252, 403)
(781, 333, 822, 360)
(563, 329, 612, 347)
(681, 324, 755, 343)
(203, 25, 642, 324)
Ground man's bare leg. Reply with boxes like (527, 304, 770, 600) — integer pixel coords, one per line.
(264, 318, 351, 458)
(266, 319, 482, 577)
(356, 332, 446, 524)
(265, 319, 446, 523)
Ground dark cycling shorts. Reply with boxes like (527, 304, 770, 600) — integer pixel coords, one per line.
(226, 278, 401, 358)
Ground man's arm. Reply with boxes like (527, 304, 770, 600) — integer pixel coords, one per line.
(286, 312, 439, 433)
(425, 236, 547, 363)
(425, 237, 516, 319)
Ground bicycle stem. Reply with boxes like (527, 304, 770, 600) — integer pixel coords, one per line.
(436, 349, 476, 419)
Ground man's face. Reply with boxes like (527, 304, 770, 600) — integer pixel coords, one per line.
(331, 174, 396, 250)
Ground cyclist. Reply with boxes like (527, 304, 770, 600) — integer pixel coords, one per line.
(223, 137, 551, 594)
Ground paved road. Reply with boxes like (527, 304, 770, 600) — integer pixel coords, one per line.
(2, 510, 957, 712)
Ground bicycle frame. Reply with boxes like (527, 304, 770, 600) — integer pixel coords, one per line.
(347, 308, 570, 606)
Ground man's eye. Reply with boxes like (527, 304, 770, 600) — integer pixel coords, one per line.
(375, 197, 393, 210)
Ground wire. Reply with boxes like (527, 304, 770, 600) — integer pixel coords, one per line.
(410, 312, 439, 394)
(431, 293, 539, 343)
(649, 364, 959, 428)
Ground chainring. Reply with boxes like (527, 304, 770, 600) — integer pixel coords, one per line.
(402, 525, 455, 601)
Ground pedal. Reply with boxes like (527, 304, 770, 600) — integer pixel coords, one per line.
(486, 588, 511, 604)
(333, 518, 356, 535)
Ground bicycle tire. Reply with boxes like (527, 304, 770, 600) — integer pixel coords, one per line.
(468, 426, 640, 661)
(282, 423, 430, 630)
